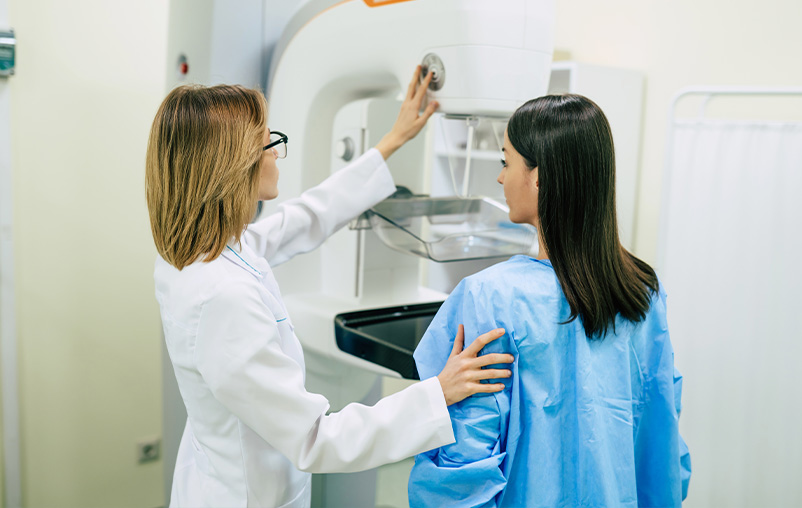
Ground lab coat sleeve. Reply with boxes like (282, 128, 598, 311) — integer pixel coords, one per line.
(195, 280, 455, 474)
(675, 366, 692, 500)
(409, 280, 511, 508)
(242, 148, 396, 266)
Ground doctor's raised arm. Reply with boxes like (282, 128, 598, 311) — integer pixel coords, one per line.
(241, 66, 440, 267)
(145, 66, 512, 508)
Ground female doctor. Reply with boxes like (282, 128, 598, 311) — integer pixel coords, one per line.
(145, 67, 513, 508)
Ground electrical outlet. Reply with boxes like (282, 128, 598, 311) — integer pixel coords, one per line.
(137, 437, 161, 464)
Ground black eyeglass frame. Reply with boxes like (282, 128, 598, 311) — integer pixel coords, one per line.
(263, 130, 289, 158)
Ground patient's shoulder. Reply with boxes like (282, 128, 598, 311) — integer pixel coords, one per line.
(463, 255, 559, 291)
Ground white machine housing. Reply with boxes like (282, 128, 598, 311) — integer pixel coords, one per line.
(267, 0, 554, 197)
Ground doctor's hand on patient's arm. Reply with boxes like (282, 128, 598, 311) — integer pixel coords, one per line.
(375, 65, 440, 161)
(436, 325, 513, 406)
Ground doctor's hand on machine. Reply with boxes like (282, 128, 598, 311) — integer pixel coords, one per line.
(146, 65, 513, 507)
(375, 65, 440, 160)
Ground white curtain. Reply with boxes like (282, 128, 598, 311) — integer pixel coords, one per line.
(659, 120, 802, 507)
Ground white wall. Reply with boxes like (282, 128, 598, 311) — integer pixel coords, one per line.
(7, 1, 168, 506)
(553, 0, 802, 264)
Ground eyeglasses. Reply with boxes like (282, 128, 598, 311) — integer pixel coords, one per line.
(263, 130, 288, 159)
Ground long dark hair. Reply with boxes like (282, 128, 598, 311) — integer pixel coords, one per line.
(507, 94, 658, 339)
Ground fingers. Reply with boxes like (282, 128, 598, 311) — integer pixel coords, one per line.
(463, 328, 505, 356)
(416, 100, 439, 126)
(449, 324, 465, 357)
(414, 70, 433, 106)
(406, 65, 421, 101)
(474, 353, 515, 367)
(472, 383, 507, 394)
(472, 367, 512, 381)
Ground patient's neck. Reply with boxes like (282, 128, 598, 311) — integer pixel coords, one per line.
(535, 226, 548, 261)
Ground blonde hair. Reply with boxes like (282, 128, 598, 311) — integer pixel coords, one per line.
(146, 84, 266, 270)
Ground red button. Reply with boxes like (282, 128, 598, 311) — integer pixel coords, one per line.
(179, 62, 188, 75)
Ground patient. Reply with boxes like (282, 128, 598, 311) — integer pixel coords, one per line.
(409, 94, 691, 507)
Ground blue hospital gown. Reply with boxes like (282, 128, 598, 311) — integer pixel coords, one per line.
(409, 255, 691, 508)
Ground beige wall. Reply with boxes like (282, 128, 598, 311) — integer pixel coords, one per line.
(7, 1, 168, 506)
(553, 0, 802, 264)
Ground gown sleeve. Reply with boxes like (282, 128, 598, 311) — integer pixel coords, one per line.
(194, 279, 455, 473)
(675, 366, 692, 500)
(242, 148, 396, 266)
(408, 280, 514, 508)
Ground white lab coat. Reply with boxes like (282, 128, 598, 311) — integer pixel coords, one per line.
(155, 149, 455, 508)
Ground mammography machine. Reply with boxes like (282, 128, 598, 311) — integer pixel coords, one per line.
(264, 0, 554, 404)
(164, 0, 556, 505)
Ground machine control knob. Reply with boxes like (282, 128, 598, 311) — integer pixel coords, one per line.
(420, 53, 445, 91)
(335, 137, 355, 161)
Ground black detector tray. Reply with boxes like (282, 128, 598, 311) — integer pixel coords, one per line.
(334, 302, 444, 380)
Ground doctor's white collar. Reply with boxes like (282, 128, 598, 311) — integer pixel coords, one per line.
(222, 242, 265, 279)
